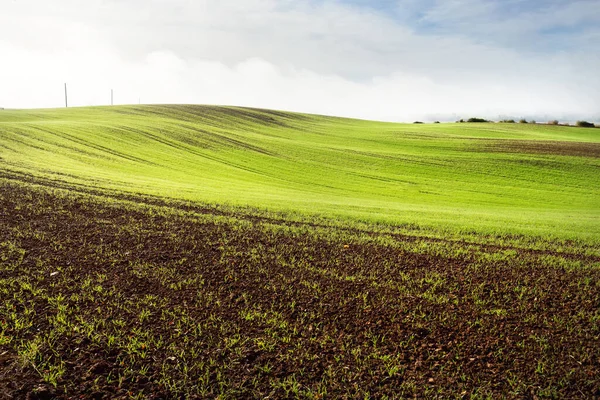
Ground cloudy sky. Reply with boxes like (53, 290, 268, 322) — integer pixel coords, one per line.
(1, 0, 599, 122)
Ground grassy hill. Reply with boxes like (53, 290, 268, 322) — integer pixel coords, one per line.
(1, 105, 599, 398)
(1, 104, 599, 241)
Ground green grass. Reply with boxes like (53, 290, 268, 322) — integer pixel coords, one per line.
(1, 105, 598, 241)
(1, 105, 598, 398)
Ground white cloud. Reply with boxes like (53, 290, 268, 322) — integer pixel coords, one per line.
(0, 0, 598, 122)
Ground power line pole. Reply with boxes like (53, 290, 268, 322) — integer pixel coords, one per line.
(64, 83, 68, 108)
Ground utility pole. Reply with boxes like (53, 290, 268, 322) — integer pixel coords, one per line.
(111, 89, 113, 106)
(64, 83, 68, 108)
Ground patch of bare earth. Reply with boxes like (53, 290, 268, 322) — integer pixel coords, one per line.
(0, 179, 598, 398)
(475, 139, 600, 158)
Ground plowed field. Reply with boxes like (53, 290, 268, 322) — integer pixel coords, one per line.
(1, 178, 598, 399)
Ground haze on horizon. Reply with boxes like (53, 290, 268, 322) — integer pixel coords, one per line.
(1, 0, 599, 123)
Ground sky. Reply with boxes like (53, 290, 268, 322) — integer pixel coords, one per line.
(1, 0, 599, 122)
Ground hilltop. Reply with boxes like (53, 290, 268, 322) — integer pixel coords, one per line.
(1, 104, 598, 241)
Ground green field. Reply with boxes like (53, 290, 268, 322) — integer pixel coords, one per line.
(1, 105, 600, 398)
(1, 105, 599, 242)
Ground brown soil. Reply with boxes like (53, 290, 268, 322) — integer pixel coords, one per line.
(0, 179, 599, 399)
(475, 139, 600, 158)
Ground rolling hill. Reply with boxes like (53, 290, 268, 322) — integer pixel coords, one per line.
(1, 105, 599, 241)
(1, 105, 599, 398)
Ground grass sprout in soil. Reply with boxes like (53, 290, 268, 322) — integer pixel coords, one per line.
(0, 178, 599, 399)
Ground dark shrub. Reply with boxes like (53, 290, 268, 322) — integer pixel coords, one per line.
(434, 121, 440, 124)
(548, 120, 559, 125)
(576, 121, 595, 128)
(519, 119, 528, 124)
(500, 119, 515, 123)
(467, 118, 489, 123)
(413, 121, 424, 124)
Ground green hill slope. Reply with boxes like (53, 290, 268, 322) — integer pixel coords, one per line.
(1, 105, 598, 240)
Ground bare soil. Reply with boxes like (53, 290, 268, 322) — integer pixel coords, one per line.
(0, 179, 598, 399)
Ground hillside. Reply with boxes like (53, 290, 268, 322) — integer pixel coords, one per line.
(1, 105, 599, 398)
(1, 105, 599, 241)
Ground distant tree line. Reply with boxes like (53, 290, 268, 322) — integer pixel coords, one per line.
(452, 118, 598, 128)
(408, 118, 598, 127)
(576, 121, 595, 128)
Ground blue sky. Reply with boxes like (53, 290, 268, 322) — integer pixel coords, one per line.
(0, 0, 598, 121)
(346, 0, 600, 50)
